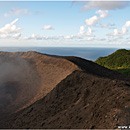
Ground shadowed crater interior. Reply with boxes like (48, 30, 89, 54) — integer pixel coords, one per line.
(0, 81, 19, 108)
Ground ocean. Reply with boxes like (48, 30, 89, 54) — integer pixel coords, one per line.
(0, 47, 120, 61)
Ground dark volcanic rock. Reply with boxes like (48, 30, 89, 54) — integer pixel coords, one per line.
(0, 51, 130, 129)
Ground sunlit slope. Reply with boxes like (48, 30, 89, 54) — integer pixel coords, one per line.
(95, 49, 130, 75)
(0, 51, 80, 114)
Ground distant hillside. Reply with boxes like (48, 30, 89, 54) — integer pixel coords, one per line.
(95, 49, 130, 75)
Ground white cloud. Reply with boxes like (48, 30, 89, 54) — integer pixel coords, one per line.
(42, 25, 54, 30)
(10, 18, 19, 25)
(108, 21, 130, 37)
(12, 33, 21, 39)
(86, 27, 92, 36)
(124, 21, 130, 27)
(23, 34, 38, 40)
(78, 26, 93, 37)
(31, 34, 36, 39)
(81, 1, 129, 11)
(76, 10, 109, 41)
(23, 27, 93, 41)
(85, 16, 99, 26)
(63, 26, 93, 40)
(78, 25, 86, 35)
(84, 37, 106, 42)
(96, 10, 109, 18)
(85, 10, 109, 26)
(4, 8, 32, 17)
(113, 29, 119, 36)
(0, 19, 21, 39)
(23, 34, 62, 40)
(0, 18, 21, 34)
(64, 35, 75, 39)
(87, 37, 94, 41)
(108, 28, 123, 37)
(122, 27, 127, 34)
(0, 34, 9, 38)
(23, 23, 93, 41)
(0, 33, 21, 39)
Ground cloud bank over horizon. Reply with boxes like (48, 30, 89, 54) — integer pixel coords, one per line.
(80, 1, 129, 11)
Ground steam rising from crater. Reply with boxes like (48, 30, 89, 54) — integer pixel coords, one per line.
(0, 53, 40, 112)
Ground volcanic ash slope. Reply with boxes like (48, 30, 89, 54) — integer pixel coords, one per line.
(0, 51, 130, 129)
(0, 51, 80, 114)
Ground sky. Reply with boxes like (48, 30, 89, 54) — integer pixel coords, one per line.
(0, 1, 130, 47)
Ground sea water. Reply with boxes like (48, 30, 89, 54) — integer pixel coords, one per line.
(0, 47, 119, 61)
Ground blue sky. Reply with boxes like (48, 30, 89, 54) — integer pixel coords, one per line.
(0, 1, 130, 47)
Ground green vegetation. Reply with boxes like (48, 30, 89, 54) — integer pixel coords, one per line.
(95, 49, 130, 76)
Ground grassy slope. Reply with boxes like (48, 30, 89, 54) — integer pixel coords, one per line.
(95, 49, 130, 75)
